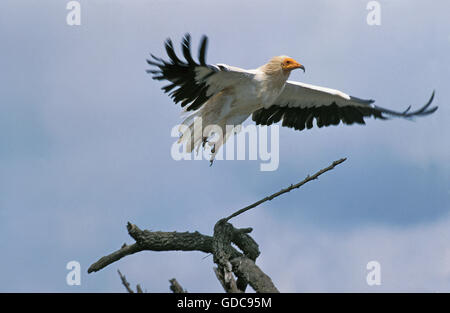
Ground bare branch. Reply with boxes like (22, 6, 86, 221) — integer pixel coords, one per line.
(117, 270, 135, 293)
(212, 221, 243, 293)
(232, 227, 260, 261)
(223, 157, 347, 221)
(89, 244, 141, 274)
(127, 223, 214, 253)
(89, 158, 346, 293)
(169, 278, 187, 293)
(230, 256, 279, 293)
(88, 223, 214, 273)
(213, 266, 241, 293)
(212, 220, 271, 293)
(91, 221, 280, 293)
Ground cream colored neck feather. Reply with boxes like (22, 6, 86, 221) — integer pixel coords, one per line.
(260, 58, 290, 91)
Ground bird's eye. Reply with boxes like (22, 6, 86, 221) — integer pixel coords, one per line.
(286, 60, 291, 64)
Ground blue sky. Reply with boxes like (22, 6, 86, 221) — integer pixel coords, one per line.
(0, 0, 449, 292)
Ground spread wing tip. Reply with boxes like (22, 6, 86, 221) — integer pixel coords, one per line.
(373, 90, 438, 118)
(146, 34, 213, 111)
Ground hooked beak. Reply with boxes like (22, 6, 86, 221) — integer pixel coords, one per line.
(294, 63, 305, 72)
(282, 58, 306, 72)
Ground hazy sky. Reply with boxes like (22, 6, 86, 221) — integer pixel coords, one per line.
(0, 0, 449, 292)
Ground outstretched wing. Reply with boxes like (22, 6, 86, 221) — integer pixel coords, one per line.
(147, 34, 255, 111)
(252, 80, 437, 131)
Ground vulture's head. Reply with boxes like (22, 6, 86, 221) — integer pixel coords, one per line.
(263, 56, 305, 76)
(281, 56, 305, 72)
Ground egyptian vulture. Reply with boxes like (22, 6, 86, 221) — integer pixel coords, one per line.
(147, 34, 437, 161)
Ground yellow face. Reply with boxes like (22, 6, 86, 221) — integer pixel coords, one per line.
(281, 57, 304, 71)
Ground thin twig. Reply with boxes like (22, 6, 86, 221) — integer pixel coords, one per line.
(223, 157, 347, 221)
(117, 270, 135, 293)
(169, 278, 187, 293)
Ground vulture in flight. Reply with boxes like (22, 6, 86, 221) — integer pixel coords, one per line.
(147, 34, 437, 161)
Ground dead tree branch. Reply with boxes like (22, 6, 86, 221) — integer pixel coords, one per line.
(88, 223, 214, 273)
(89, 158, 347, 293)
(118, 270, 143, 293)
(169, 278, 187, 293)
(223, 157, 347, 221)
(89, 221, 273, 292)
(230, 256, 278, 293)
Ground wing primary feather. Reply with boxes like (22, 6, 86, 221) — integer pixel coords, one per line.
(165, 39, 182, 64)
(181, 33, 195, 65)
(198, 35, 208, 66)
(373, 91, 437, 118)
(150, 54, 165, 63)
(147, 34, 214, 111)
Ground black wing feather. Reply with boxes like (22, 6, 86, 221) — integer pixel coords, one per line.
(252, 92, 437, 131)
(147, 34, 218, 111)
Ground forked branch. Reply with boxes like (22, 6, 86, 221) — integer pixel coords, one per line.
(89, 158, 347, 292)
